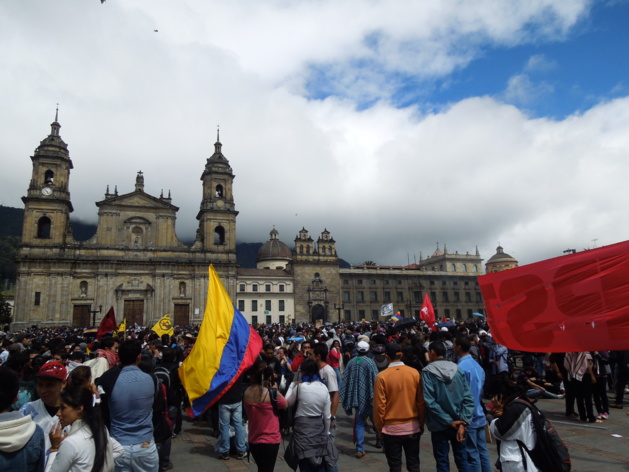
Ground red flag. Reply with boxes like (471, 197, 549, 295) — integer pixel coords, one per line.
(420, 294, 437, 331)
(97, 307, 117, 341)
(478, 240, 629, 352)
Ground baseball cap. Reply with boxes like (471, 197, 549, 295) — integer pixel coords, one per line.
(37, 361, 67, 381)
(357, 341, 370, 353)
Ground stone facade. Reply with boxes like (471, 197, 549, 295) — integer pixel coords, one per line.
(13, 116, 239, 329)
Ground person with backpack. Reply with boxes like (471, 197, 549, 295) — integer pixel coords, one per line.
(488, 377, 571, 472)
(155, 348, 182, 436)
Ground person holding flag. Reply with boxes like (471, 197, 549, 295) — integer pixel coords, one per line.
(178, 265, 262, 418)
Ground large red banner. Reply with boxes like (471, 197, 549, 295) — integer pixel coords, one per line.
(478, 240, 629, 352)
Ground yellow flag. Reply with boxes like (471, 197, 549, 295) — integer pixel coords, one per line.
(152, 314, 174, 337)
(117, 318, 127, 335)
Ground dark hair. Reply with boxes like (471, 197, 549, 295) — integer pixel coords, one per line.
(455, 335, 471, 353)
(251, 359, 274, 385)
(385, 342, 402, 360)
(118, 340, 142, 366)
(0, 367, 20, 411)
(301, 340, 312, 349)
(300, 358, 319, 379)
(263, 343, 274, 352)
(67, 365, 92, 388)
(313, 343, 328, 361)
(428, 341, 446, 358)
(161, 347, 175, 364)
(100, 337, 117, 350)
(138, 352, 155, 375)
(60, 386, 107, 472)
(69, 351, 86, 362)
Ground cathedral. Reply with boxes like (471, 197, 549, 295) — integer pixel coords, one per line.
(13, 113, 239, 329)
(12, 113, 493, 329)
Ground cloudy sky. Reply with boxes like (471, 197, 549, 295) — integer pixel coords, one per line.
(1, 0, 629, 267)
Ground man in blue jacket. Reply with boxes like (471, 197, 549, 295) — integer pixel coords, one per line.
(423, 341, 474, 472)
(455, 335, 492, 472)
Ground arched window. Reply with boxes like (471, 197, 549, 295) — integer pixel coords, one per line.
(299, 245, 303, 254)
(451, 264, 456, 272)
(439, 264, 444, 271)
(473, 264, 478, 272)
(215, 184, 223, 198)
(322, 246, 326, 255)
(462, 264, 467, 272)
(214, 225, 225, 245)
(44, 169, 54, 184)
(306, 246, 310, 255)
(37, 216, 51, 239)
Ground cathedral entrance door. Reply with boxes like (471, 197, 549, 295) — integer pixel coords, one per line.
(174, 304, 189, 326)
(72, 305, 91, 328)
(311, 304, 326, 323)
(124, 299, 144, 326)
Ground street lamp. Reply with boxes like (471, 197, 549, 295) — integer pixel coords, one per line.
(334, 302, 344, 324)
(90, 304, 102, 328)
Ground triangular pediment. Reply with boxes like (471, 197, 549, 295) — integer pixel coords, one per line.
(96, 191, 179, 211)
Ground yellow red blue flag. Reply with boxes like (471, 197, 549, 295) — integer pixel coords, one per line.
(178, 265, 262, 417)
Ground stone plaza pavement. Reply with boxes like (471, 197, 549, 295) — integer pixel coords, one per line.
(169, 394, 629, 472)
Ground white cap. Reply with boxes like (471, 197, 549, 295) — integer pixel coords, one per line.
(479, 330, 488, 336)
(440, 327, 449, 332)
(357, 341, 370, 353)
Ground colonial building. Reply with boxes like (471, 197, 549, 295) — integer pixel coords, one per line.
(236, 228, 295, 325)
(338, 245, 485, 322)
(13, 114, 239, 329)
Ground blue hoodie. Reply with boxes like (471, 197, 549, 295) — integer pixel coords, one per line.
(422, 359, 474, 432)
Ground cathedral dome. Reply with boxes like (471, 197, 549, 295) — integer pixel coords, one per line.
(486, 246, 518, 273)
(257, 229, 292, 266)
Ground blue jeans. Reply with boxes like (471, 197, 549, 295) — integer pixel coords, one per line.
(115, 439, 159, 472)
(431, 429, 470, 472)
(215, 402, 247, 454)
(355, 414, 366, 453)
(464, 426, 492, 472)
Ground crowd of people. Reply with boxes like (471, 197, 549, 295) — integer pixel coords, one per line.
(0, 319, 628, 472)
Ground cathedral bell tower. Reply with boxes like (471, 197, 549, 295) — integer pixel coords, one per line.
(21, 108, 74, 246)
(196, 130, 238, 260)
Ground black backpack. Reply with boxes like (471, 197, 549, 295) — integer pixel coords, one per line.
(514, 398, 571, 472)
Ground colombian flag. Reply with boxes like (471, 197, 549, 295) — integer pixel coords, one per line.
(179, 265, 262, 417)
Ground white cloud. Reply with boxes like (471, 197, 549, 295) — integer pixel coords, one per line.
(2, 0, 628, 271)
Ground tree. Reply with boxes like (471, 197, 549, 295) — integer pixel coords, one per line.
(362, 260, 377, 266)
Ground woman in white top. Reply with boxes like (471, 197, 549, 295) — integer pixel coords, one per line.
(46, 386, 122, 472)
(284, 359, 337, 471)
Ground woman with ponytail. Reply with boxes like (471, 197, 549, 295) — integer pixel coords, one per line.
(46, 386, 122, 472)
(243, 359, 287, 471)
